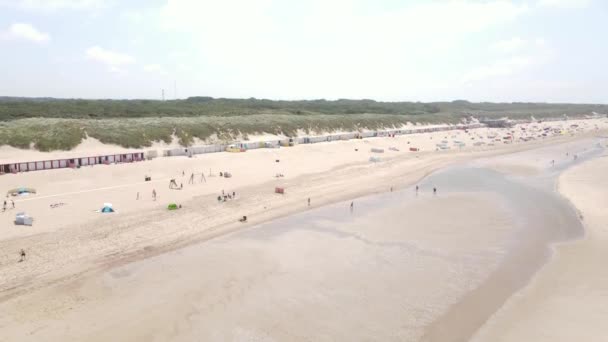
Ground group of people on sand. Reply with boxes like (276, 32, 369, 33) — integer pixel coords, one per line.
(414, 185, 437, 195)
(552, 152, 581, 167)
(3, 199, 15, 212)
(218, 190, 237, 202)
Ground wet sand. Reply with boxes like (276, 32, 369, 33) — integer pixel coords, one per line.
(0, 191, 517, 341)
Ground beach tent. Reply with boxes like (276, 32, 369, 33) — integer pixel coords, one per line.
(15, 212, 33, 226)
(7, 187, 36, 196)
(101, 203, 114, 213)
(167, 203, 178, 210)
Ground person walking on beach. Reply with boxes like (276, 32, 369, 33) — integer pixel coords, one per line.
(189, 173, 194, 184)
(308, 198, 311, 207)
(350, 201, 354, 213)
(433, 187, 437, 195)
(136, 192, 140, 200)
(415, 185, 419, 194)
(19, 249, 26, 262)
(152, 189, 157, 201)
(11, 200, 15, 209)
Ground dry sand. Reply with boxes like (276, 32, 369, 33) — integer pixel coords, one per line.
(472, 149, 608, 342)
(0, 118, 607, 341)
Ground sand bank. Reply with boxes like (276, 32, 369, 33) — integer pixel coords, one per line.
(471, 149, 608, 341)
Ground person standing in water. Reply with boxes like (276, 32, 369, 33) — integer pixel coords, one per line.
(433, 187, 437, 195)
(415, 185, 419, 194)
(350, 201, 354, 212)
(308, 198, 311, 207)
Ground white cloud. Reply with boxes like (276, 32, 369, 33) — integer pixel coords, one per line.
(0, 23, 50, 43)
(492, 37, 527, 53)
(461, 57, 535, 83)
(0, 0, 110, 10)
(159, 0, 530, 99)
(143, 64, 168, 75)
(538, 0, 591, 9)
(86, 46, 135, 71)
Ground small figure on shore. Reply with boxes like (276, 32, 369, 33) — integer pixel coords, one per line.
(233, 191, 236, 198)
(136, 192, 140, 200)
(189, 173, 194, 184)
(11, 200, 14, 209)
(180, 183, 183, 190)
(182, 170, 185, 176)
(415, 185, 419, 194)
(152, 189, 157, 201)
(350, 201, 354, 212)
(19, 249, 26, 262)
(433, 187, 437, 195)
(239, 215, 247, 222)
(308, 198, 311, 207)
(390, 186, 393, 192)
(217, 195, 222, 202)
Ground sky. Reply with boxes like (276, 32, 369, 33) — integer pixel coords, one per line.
(0, 0, 605, 102)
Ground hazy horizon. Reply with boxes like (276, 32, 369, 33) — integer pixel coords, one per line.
(1, 0, 606, 103)
(1, 95, 607, 106)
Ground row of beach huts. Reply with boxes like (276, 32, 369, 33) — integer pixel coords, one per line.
(161, 124, 484, 157)
(1, 124, 483, 175)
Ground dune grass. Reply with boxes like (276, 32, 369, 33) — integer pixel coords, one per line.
(0, 113, 460, 151)
(1, 97, 605, 151)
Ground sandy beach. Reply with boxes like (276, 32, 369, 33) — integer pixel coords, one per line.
(0, 118, 607, 341)
(471, 149, 608, 341)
